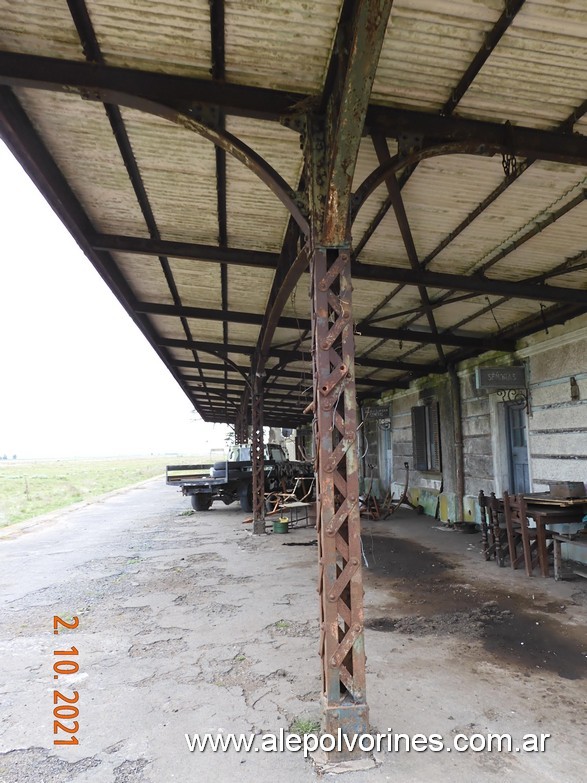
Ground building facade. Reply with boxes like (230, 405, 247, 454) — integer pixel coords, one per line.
(360, 314, 587, 561)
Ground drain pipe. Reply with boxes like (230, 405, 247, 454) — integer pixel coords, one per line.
(448, 365, 465, 524)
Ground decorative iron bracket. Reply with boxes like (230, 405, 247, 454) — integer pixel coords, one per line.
(496, 387, 531, 414)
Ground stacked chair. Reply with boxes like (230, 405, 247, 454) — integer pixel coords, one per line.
(478, 490, 553, 577)
(478, 489, 510, 567)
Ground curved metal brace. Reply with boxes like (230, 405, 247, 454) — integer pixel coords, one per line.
(257, 243, 310, 368)
(352, 140, 534, 221)
(81, 89, 309, 235)
(196, 388, 240, 413)
(186, 346, 251, 387)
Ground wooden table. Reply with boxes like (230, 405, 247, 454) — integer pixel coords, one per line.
(524, 492, 587, 509)
(523, 494, 587, 577)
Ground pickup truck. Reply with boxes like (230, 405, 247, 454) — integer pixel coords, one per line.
(166, 443, 314, 512)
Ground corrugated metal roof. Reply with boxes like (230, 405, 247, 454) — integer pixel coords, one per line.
(226, 117, 302, 253)
(115, 252, 174, 304)
(457, 0, 587, 127)
(430, 161, 587, 275)
(227, 266, 275, 324)
(0, 1, 83, 60)
(171, 258, 222, 309)
(225, 0, 342, 93)
(120, 108, 219, 244)
(86, 0, 212, 76)
(2, 0, 587, 425)
(16, 89, 147, 235)
(373, 0, 502, 110)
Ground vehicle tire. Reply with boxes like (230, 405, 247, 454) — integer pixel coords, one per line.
(191, 493, 212, 511)
(239, 484, 253, 513)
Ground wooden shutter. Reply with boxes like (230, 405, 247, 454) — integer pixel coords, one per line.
(428, 401, 441, 472)
(411, 406, 428, 471)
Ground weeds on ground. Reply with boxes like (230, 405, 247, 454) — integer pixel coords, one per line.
(290, 717, 321, 735)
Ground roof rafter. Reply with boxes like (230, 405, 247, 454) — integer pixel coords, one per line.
(209, 0, 229, 418)
(91, 233, 278, 267)
(112, 241, 587, 304)
(3, 50, 587, 171)
(372, 133, 446, 365)
(441, 0, 527, 114)
(137, 300, 514, 346)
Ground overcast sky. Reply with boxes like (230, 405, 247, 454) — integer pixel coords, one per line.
(0, 141, 229, 459)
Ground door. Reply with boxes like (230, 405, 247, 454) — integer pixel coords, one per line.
(378, 423, 392, 491)
(362, 416, 380, 487)
(506, 403, 530, 494)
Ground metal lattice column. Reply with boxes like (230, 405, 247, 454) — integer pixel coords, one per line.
(235, 402, 248, 445)
(312, 246, 368, 741)
(251, 375, 265, 534)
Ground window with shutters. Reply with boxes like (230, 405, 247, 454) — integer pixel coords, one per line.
(411, 402, 441, 472)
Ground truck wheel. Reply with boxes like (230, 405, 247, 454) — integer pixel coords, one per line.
(191, 494, 212, 511)
(239, 485, 253, 513)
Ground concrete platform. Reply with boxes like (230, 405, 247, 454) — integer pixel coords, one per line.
(0, 480, 585, 782)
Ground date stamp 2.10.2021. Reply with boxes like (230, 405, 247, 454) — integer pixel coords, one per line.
(52, 615, 80, 746)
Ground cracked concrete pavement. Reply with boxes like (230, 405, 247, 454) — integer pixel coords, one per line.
(0, 479, 585, 782)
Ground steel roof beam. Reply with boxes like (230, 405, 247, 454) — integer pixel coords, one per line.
(90, 233, 278, 267)
(158, 326, 512, 358)
(193, 386, 302, 404)
(363, 107, 587, 162)
(402, 98, 587, 271)
(356, 100, 587, 376)
(209, 0, 229, 417)
(352, 263, 587, 305)
(183, 373, 406, 391)
(186, 376, 307, 392)
(100, 242, 586, 306)
(255, 226, 307, 368)
(142, 303, 514, 349)
(174, 359, 305, 380)
(4, 51, 587, 169)
(0, 50, 305, 121)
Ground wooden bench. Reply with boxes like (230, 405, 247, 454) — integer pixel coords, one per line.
(553, 532, 587, 580)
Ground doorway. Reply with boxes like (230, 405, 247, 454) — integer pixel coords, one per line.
(506, 403, 530, 494)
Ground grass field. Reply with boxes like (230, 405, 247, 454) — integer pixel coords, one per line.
(0, 456, 210, 527)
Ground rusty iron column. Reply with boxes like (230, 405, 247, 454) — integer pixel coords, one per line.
(301, 1, 393, 747)
(251, 372, 265, 534)
(312, 244, 368, 741)
(235, 401, 248, 445)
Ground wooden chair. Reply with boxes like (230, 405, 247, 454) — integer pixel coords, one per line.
(502, 492, 553, 577)
(478, 490, 508, 566)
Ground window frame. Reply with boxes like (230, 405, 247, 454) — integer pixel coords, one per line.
(411, 401, 441, 473)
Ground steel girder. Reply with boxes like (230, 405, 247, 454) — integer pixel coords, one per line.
(4, 49, 587, 170)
